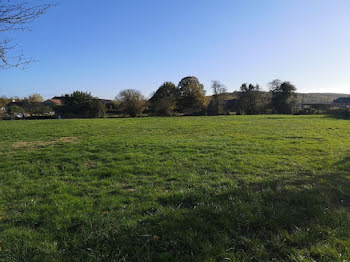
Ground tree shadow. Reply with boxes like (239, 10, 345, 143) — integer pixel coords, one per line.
(336, 156, 350, 170)
(70, 170, 350, 261)
(3, 162, 350, 261)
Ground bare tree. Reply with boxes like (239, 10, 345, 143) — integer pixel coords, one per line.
(0, 1, 53, 69)
(208, 80, 227, 115)
(211, 80, 227, 97)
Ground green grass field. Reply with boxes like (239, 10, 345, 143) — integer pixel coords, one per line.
(1, 115, 350, 261)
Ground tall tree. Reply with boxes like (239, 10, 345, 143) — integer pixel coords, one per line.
(0, 1, 52, 69)
(149, 82, 180, 116)
(269, 80, 297, 114)
(207, 80, 227, 115)
(178, 76, 207, 115)
(237, 83, 263, 115)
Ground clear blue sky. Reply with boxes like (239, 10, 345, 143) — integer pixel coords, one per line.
(1, 0, 350, 99)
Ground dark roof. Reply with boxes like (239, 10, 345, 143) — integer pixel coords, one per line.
(333, 97, 350, 104)
(7, 101, 45, 108)
(52, 96, 112, 104)
(303, 103, 331, 106)
(99, 99, 112, 105)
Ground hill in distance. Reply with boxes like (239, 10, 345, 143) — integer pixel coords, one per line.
(222, 92, 350, 105)
(296, 93, 350, 104)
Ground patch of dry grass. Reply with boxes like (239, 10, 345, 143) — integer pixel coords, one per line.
(12, 137, 78, 149)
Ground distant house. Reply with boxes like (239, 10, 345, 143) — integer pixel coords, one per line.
(99, 99, 112, 106)
(333, 97, 350, 104)
(44, 99, 63, 106)
(6, 101, 23, 108)
(49, 97, 111, 107)
(333, 97, 350, 108)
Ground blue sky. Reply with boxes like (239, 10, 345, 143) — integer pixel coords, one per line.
(1, 0, 350, 99)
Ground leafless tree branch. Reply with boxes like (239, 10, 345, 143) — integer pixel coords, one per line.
(0, 0, 53, 69)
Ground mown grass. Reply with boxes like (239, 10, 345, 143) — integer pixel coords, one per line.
(0, 115, 349, 261)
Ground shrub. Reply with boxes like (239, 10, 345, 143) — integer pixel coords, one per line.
(117, 89, 146, 117)
(58, 91, 106, 118)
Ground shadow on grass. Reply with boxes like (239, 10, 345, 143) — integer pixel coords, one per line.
(336, 156, 350, 171)
(323, 112, 350, 120)
(66, 172, 350, 261)
(2, 170, 350, 261)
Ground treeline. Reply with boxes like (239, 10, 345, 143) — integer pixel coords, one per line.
(113, 77, 298, 117)
(1, 76, 300, 119)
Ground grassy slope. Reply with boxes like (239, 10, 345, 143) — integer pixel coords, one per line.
(296, 93, 350, 104)
(0, 115, 349, 261)
(225, 92, 350, 104)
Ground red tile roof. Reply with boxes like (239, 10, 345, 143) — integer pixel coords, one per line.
(46, 99, 63, 106)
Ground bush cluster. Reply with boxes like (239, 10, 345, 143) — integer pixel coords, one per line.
(56, 91, 106, 118)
